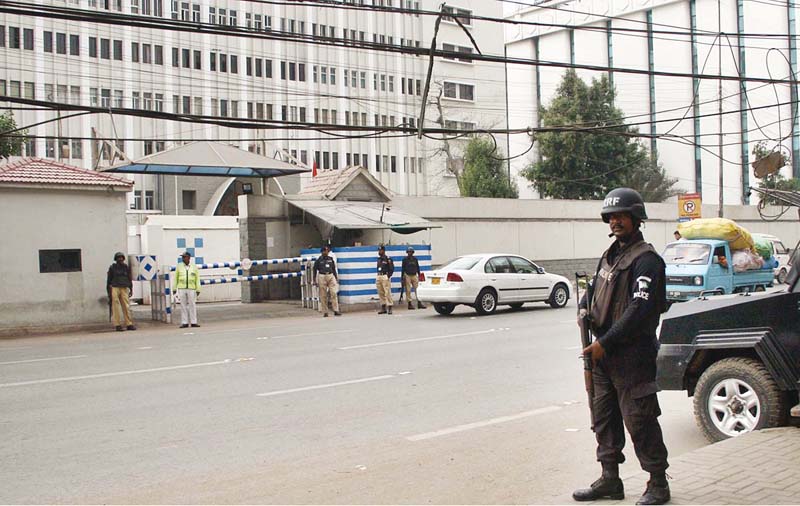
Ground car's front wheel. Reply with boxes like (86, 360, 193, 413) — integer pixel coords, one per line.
(693, 357, 787, 442)
(777, 268, 788, 284)
(474, 288, 498, 315)
(433, 303, 455, 315)
(548, 284, 569, 308)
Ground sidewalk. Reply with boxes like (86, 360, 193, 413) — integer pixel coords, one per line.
(552, 427, 800, 504)
(131, 299, 316, 325)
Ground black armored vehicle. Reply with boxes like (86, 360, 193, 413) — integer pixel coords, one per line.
(657, 236, 799, 442)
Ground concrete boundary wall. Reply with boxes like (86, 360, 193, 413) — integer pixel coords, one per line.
(388, 196, 800, 278)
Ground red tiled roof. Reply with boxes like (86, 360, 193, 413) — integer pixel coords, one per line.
(0, 157, 133, 188)
(298, 165, 361, 198)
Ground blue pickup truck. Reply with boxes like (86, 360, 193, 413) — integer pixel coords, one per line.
(663, 239, 774, 302)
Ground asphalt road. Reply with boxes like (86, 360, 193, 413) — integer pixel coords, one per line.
(0, 301, 709, 504)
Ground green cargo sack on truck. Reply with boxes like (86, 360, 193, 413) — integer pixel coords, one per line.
(753, 235, 775, 260)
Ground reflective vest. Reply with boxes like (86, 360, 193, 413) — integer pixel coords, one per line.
(173, 263, 200, 292)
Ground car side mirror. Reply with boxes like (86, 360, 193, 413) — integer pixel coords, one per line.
(537, 267, 545, 274)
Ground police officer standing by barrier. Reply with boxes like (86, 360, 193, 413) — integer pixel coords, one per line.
(401, 247, 426, 310)
(313, 245, 341, 317)
(376, 245, 394, 314)
(106, 252, 136, 332)
(573, 188, 671, 505)
(173, 251, 201, 328)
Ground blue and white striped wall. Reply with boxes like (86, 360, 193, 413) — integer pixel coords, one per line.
(300, 245, 432, 304)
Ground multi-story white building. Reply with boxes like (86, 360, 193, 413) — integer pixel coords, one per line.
(1, 0, 508, 214)
(505, 0, 800, 206)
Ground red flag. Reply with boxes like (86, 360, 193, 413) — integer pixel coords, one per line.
(312, 160, 318, 177)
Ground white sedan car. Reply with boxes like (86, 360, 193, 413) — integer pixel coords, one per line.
(417, 253, 572, 316)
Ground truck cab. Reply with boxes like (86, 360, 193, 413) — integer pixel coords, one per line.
(664, 239, 773, 302)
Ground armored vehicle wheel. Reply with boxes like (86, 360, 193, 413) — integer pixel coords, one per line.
(433, 303, 455, 315)
(693, 357, 787, 442)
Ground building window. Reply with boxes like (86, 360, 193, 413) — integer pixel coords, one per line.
(182, 190, 196, 210)
(100, 38, 110, 59)
(443, 81, 475, 101)
(231, 55, 238, 74)
(193, 50, 201, 69)
(182, 48, 190, 68)
(69, 34, 79, 56)
(23, 28, 33, 50)
(44, 31, 53, 52)
(442, 42, 473, 63)
(56, 32, 67, 54)
(142, 44, 151, 63)
(8, 26, 19, 49)
(113, 39, 122, 60)
(131, 42, 139, 62)
(39, 249, 82, 273)
(155, 45, 164, 65)
(442, 6, 472, 26)
(89, 37, 97, 57)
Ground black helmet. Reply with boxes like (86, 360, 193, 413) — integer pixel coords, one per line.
(601, 188, 647, 223)
(114, 251, 125, 260)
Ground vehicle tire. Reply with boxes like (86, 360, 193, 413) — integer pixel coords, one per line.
(693, 357, 787, 443)
(474, 288, 498, 315)
(509, 303, 524, 310)
(433, 303, 455, 316)
(548, 284, 569, 308)
(777, 268, 788, 284)
(755, 285, 766, 292)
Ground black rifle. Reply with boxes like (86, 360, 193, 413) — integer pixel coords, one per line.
(399, 274, 405, 302)
(575, 271, 595, 430)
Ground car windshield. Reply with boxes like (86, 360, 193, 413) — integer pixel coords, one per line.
(662, 243, 711, 265)
(440, 256, 481, 271)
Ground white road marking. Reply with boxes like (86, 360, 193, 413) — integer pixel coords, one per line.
(0, 359, 234, 388)
(0, 354, 87, 366)
(137, 346, 153, 350)
(256, 372, 406, 397)
(257, 329, 353, 340)
(338, 329, 504, 350)
(564, 345, 582, 351)
(406, 405, 564, 441)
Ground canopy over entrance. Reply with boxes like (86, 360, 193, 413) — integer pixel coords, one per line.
(102, 141, 309, 178)
(287, 199, 439, 238)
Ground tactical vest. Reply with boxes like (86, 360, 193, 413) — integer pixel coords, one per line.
(590, 239, 658, 333)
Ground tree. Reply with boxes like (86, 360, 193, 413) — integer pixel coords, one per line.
(751, 141, 799, 205)
(458, 136, 518, 198)
(0, 111, 26, 158)
(521, 70, 678, 201)
(618, 151, 681, 202)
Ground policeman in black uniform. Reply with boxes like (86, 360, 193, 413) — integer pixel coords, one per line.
(376, 245, 395, 314)
(573, 188, 670, 505)
(312, 245, 341, 317)
(401, 247, 426, 310)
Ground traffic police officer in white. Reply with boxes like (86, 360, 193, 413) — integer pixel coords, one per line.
(172, 251, 201, 328)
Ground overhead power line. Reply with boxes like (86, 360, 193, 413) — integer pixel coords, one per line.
(5, 2, 800, 85)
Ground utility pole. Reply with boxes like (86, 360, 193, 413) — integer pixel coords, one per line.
(717, 0, 724, 217)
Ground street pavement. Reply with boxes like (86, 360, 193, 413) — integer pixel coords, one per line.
(0, 299, 790, 504)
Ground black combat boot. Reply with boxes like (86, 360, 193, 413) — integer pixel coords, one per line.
(387, 306, 393, 314)
(572, 463, 624, 502)
(408, 301, 415, 310)
(378, 305, 387, 314)
(417, 301, 426, 309)
(636, 473, 670, 505)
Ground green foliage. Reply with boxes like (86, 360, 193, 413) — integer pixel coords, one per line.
(618, 151, 682, 202)
(521, 70, 678, 202)
(0, 111, 26, 158)
(458, 136, 519, 198)
(758, 172, 800, 205)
